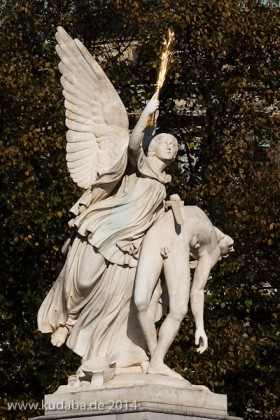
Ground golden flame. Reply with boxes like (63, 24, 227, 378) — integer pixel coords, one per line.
(144, 29, 175, 130)
(155, 28, 175, 96)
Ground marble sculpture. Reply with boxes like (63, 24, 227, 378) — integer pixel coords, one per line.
(38, 27, 234, 389)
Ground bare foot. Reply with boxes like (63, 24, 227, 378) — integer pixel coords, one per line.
(147, 361, 184, 380)
(51, 326, 69, 347)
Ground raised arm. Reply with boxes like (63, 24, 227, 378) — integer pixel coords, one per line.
(190, 247, 220, 353)
(129, 93, 159, 152)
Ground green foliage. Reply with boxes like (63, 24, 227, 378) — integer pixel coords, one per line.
(0, 1, 279, 419)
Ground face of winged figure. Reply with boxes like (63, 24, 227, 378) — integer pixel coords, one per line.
(148, 133, 178, 165)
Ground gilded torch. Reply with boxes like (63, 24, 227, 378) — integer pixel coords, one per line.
(146, 28, 175, 128)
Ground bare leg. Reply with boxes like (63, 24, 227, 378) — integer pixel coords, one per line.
(147, 314, 185, 379)
(134, 242, 163, 355)
(138, 307, 158, 354)
(148, 243, 190, 379)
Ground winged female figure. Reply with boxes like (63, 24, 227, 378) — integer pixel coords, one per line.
(38, 27, 178, 384)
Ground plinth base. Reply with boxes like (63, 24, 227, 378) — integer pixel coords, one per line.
(30, 373, 242, 420)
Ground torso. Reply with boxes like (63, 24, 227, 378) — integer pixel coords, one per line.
(72, 150, 170, 267)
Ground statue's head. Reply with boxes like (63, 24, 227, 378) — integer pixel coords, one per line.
(147, 133, 178, 165)
(214, 227, 234, 258)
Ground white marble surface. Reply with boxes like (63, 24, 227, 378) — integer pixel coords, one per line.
(134, 206, 234, 378)
(45, 376, 228, 416)
(37, 27, 234, 390)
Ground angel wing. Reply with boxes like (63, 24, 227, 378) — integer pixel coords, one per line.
(55, 26, 129, 189)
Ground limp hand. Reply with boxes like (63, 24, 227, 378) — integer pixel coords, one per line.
(195, 328, 208, 354)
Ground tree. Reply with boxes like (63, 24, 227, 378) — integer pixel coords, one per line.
(0, 1, 279, 419)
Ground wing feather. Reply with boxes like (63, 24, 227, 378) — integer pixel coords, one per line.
(65, 119, 104, 132)
(64, 101, 93, 119)
(55, 36, 100, 87)
(67, 155, 94, 168)
(62, 89, 100, 110)
(65, 110, 95, 126)
(58, 62, 97, 99)
(66, 148, 96, 162)
(60, 76, 93, 104)
(67, 165, 92, 175)
(67, 161, 93, 171)
(66, 131, 95, 143)
(66, 141, 97, 153)
(56, 27, 129, 189)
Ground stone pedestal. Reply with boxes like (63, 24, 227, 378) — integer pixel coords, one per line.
(30, 373, 242, 420)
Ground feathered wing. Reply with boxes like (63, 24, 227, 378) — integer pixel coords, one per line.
(55, 26, 129, 189)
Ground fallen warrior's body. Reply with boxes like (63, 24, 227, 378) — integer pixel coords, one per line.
(134, 205, 234, 379)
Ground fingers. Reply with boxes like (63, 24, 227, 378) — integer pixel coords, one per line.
(145, 98, 159, 115)
(195, 330, 208, 353)
(154, 109, 159, 122)
(149, 92, 159, 108)
(196, 340, 208, 353)
(150, 97, 159, 109)
(197, 343, 208, 354)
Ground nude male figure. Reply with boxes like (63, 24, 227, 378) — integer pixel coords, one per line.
(134, 205, 234, 379)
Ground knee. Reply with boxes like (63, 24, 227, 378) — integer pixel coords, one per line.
(169, 304, 188, 322)
(134, 292, 150, 313)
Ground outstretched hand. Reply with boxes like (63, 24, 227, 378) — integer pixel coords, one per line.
(195, 328, 208, 354)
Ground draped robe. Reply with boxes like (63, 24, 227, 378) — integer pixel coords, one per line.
(38, 149, 170, 370)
